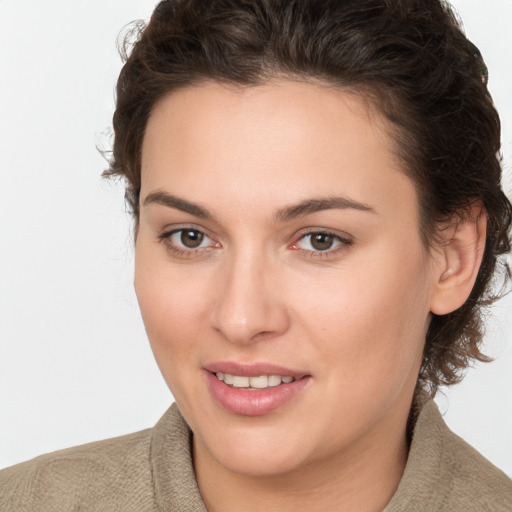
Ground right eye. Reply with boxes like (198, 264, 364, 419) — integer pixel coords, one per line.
(172, 229, 207, 248)
(159, 228, 219, 256)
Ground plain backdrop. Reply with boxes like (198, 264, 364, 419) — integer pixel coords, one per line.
(1, 0, 511, 475)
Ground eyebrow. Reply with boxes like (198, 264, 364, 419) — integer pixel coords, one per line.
(143, 190, 376, 222)
(274, 197, 376, 222)
(143, 190, 213, 219)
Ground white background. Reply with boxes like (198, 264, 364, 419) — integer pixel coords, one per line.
(1, 0, 511, 474)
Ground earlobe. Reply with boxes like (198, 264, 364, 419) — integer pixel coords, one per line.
(430, 204, 487, 315)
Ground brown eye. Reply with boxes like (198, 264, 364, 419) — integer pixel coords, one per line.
(310, 233, 335, 251)
(160, 228, 217, 256)
(294, 231, 351, 255)
(180, 229, 204, 248)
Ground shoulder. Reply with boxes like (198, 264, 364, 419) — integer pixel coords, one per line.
(437, 410, 512, 510)
(386, 399, 512, 512)
(0, 427, 157, 512)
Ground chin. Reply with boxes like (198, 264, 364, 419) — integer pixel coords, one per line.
(193, 419, 314, 477)
(211, 442, 306, 478)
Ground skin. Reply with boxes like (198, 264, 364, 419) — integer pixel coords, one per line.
(134, 80, 486, 511)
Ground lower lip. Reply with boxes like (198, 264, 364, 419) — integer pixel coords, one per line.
(205, 371, 311, 416)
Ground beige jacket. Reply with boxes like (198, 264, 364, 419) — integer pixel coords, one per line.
(1, 400, 511, 511)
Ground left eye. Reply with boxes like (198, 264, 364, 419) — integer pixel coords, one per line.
(295, 232, 347, 252)
(168, 229, 212, 249)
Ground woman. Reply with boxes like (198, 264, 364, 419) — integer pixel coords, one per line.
(1, 0, 511, 510)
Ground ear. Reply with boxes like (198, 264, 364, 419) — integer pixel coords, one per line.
(429, 203, 487, 315)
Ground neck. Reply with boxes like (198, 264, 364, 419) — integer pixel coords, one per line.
(193, 415, 409, 512)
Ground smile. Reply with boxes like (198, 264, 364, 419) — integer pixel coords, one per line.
(216, 372, 297, 389)
(205, 365, 311, 416)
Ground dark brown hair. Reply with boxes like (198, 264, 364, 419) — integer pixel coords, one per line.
(106, 0, 512, 395)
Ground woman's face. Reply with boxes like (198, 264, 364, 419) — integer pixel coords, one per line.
(135, 80, 438, 477)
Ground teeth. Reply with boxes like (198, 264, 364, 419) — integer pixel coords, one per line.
(232, 376, 249, 388)
(268, 375, 281, 387)
(249, 375, 269, 389)
(216, 373, 296, 389)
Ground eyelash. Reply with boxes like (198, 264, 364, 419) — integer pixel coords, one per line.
(158, 228, 218, 258)
(158, 228, 353, 259)
(292, 230, 353, 259)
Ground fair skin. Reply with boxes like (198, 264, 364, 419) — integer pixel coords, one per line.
(135, 80, 486, 512)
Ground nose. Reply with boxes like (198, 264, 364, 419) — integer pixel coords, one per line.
(209, 250, 290, 345)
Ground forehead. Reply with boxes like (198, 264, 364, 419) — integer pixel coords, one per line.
(144, 80, 386, 154)
(140, 80, 418, 225)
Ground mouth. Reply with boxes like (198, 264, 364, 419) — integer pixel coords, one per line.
(215, 372, 303, 389)
(203, 363, 311, 416)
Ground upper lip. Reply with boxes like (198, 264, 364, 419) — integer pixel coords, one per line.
(203, 361, 310, 378)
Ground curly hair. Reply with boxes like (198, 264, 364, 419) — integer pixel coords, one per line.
(105, 0, 512, 395)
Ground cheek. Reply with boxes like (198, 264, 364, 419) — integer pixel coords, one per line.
(134, 244, 212, 384)
(291, 245, 431, 392)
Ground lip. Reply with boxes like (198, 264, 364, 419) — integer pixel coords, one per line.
(204, 361, 308, 378)
(203, 362, 311, 416)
